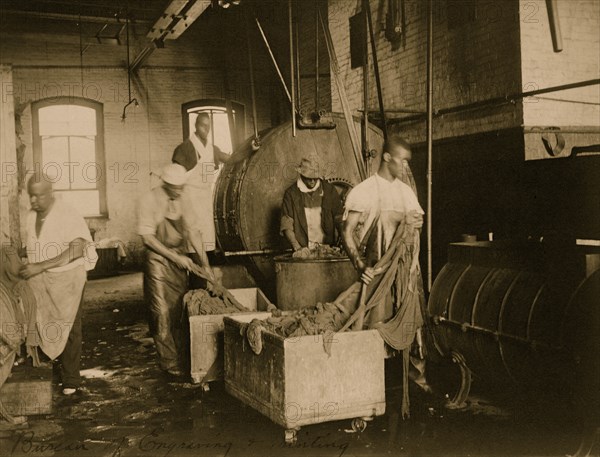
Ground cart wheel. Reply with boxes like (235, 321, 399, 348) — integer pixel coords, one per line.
(284, 428, 298, 444)
(201, 382, 210, 392)
(351, 418, 367, 432)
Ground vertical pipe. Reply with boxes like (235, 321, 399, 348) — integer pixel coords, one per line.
(426, 0, 434, 292)
(314, 0, 320, 113)
(289, 0, 296, 137)
(545, 0, 563, 52)
(362, 3, 369, 175)
(295, 13, 301, 112)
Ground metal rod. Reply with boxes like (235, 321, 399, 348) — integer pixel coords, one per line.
(362, 3, 369, 174)
(224, 249, 293, 257)
(255, 17, 293, 103)
(364, 0, 387, 140)
(361, 108, 426, 114)
(129, 44, 157, 73)
(318, 8, 366, 180)
(546, 0, 563, 52)
(289, 0, 297, 137)
(126, 13, 131, 102)
(426, 0, 433, 292)
(386, 79, 600, 125)
(78, 2, 84, 95)
(295, 4, 301, 112)
(434, 316, 563, 351)
(314, 0, 320, 113)
(246, 12, 259, 140)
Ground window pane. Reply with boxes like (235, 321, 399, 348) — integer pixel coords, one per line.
(187, 107, 235, 155)
(41, 137, 70, 190)
(56, 190, 100, 216)
(69, 137, 97, 189)
(39, 105, 96, 136)
(212, 111, 233, 154)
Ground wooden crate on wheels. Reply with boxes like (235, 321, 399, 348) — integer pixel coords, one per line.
(223, 315, 386, 443)
(188, 288, 272, 389)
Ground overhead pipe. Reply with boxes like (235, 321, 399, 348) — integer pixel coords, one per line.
(546, 0, 563, 52)
(0, 8, 151, 24)
(385, 79, 600, 125)
(426, 0, 433, 291)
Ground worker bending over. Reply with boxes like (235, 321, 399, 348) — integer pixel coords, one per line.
(137, 163, 215, 377)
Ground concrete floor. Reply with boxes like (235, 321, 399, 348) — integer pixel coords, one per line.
(0, 272, 590, 457)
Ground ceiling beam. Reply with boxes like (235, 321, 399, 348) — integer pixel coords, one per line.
(0, 8, 151, 25)
(131, 0, 211, 72)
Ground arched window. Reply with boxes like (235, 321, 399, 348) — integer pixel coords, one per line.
(181, 99, 245, 154)
(32, 97, 106, 217)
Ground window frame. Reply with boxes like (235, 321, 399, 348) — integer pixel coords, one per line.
(32, 96, 108, 218)
(181, 99, 245, 151)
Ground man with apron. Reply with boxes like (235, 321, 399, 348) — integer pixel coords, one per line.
(21, 173, 97, 395)
(172, 112, 231, 254)
(137, 163, 215, 377)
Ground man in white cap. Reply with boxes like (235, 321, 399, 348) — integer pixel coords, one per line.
(137, 163, 215, 377)
(280, 155, 344, 258)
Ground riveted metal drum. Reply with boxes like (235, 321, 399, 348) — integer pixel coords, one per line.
(214, 113, 384, 297)
(428, 240, 600, 391)
(273, 255, 358, 310)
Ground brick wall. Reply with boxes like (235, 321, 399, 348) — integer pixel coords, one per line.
(519, 0, 600, 126)
(327, 0, 523, 143)
(0, 10, 286, 263)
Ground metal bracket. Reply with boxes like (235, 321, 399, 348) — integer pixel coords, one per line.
(446, 351, 471, 409)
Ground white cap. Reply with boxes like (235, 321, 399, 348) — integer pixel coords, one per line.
(161, 163, 187, 186)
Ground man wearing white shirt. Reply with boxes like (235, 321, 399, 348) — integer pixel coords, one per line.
(172, 113, 231, 254)
(21, 174, 96, 395)
(342, 136, 429, 417)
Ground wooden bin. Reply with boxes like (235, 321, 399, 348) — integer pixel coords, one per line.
(0, 365, 52, 416)
(224, 315, 386, 441)
(189, 288, 272, 385)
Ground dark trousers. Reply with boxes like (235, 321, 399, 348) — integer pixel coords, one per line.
(59, 290, 84, 387)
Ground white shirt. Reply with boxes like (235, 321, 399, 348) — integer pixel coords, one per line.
(26, 197, 96, 272)
(344, 173, 424, 251)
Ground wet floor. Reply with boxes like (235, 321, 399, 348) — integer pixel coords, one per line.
(0, 273, 591, 457)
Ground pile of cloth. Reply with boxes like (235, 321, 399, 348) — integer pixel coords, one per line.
(184, 288, 247, 316)
(244, 284, 361, 356)
(184, 265, 249, 316)
(291, 244, 346, 260)
(0, 246, 38, 425)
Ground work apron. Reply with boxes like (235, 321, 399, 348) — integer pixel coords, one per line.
(144, 217, 188, 371)
(184, 141, 218, 252)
